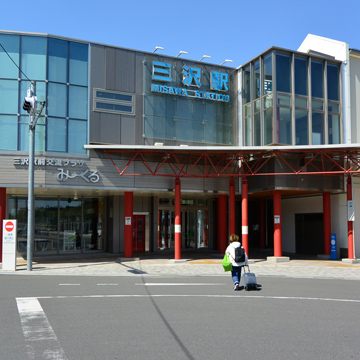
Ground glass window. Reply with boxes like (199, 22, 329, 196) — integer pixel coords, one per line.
(328, 114, 340, 144)
(59, 198, 82, 252)
(277, 94, 291, 107)
(311, 60, 324, 98)
(244, 103, 251, 117)
(328, 102, 339, 113)
(34, 198, 59, 253)
(276, 53, 291, 93)
(83, 198, 104, 251)
(254, 112, 261, 146)
(264, 108, 273, 145)
(327, 63, 339, 101)
(48, 38, 68, 83)
(244, 116, 252, 146)
(47, 118, 67, 152)
(95, 90, 133, 102)
(312, 112, 324, 145)
(21, 36, 47, 81)
(253, 60, 260, 99)
(295, 97, 308, 109)
(68, 120, 87, 154)
(264, 94, 273, 109)
(312, 100, 323, 111)
(47, 83, 67, 117)
(277, 107, 292, 144)
(243, 66, 251, 103)
(295, 110, 308, 145)
(69, 42, 88, 86)
(0, 80, 18, 114)
(295, 57, 308, 95)
(19, 123, 45, 151)
(263, 53, 272, 94)
(254, 99, 260, 113)
(0, 34, 20, 79)
(95, 102, 133, 114)
(0, 115, 18, 150)
(69, 86, 88, 119)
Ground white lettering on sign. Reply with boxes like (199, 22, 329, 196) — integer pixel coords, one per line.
(56, 168, 100, 183)
(13, 157, 85, 167)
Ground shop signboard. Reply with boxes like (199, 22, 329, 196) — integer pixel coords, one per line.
(2, 220, 17, 271)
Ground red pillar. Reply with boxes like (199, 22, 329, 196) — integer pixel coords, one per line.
(0, 188, 6, 263)
(124, 192, 133, 258)
(242, 178, 249, 256)
(347, 176, 354, 259)
(323, 192, 331, 255)
(229, 178, 236, 235)
(217, 194, 227, 254)
(259, 198, 266, 249)
(175, 178, 181, 260)
(273, 190, 282, 257)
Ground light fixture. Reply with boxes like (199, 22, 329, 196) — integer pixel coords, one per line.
(176, 51, 188, 57)
(220, 59, 233, 66)
(74, 193, 78, 200)
(198, 55, 211, 62)
(154, 142, 164, 146)
(153, 46, 164, 53)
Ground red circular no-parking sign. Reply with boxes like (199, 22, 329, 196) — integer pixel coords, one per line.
(5, 221, 14, 232)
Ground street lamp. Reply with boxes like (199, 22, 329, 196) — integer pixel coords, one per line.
(220, 59, 233, 66)
(198, 55, 211, 62)
(176, 51, 188, 57)
(153, 46, 164, 53)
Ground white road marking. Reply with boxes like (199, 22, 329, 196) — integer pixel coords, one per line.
(97, 283, 119, 286)
(59, 283, 80, 286)
(32, 294, 360, 303)
(16, 297, 68, 360)
(137, 283, 225, 286)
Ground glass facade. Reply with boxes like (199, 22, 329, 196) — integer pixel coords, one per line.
(143, 61, 234, 145)
(242, 50, 342, 146)
(8, 196, 104, 254)
(0, 34, 88, 154)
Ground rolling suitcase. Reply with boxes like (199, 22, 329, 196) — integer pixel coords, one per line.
(243, 265, 258, 291)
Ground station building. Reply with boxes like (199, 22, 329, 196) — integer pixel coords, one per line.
(0, 31, 359, 262)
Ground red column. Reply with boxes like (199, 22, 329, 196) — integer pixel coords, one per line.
(347, 177, 354, 259)
(229, 178, 236, 235)
(323, 192, 331, 255)
(242, 178, 249, 256)
(273, 190, 282, 257)
(259, 198, 266, 249)
(175, 178, 181, 260)
(124, 192, 133, 258)
(0, 188, 6, 263)
(217, 194, 227, 254)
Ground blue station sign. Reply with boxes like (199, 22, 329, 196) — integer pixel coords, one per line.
(151, 61, 230, 102)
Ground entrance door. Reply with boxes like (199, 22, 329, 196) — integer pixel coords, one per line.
(295, 213, 324, 255)
(133, 215, 145, 252)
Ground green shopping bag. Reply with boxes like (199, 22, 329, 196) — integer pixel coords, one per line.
(222, 253, 233, 272)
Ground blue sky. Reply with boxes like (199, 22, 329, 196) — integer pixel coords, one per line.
(2, 0, 360, 67)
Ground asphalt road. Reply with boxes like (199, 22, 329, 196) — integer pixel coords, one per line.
(1, 274, 359, 360)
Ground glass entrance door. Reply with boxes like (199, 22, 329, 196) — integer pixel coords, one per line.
(157, 209, 208, 250)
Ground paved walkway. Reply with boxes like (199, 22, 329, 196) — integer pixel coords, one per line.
(1, 253, 360, 280)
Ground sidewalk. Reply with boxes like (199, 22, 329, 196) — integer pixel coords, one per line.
(1, 252, 360, 280)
